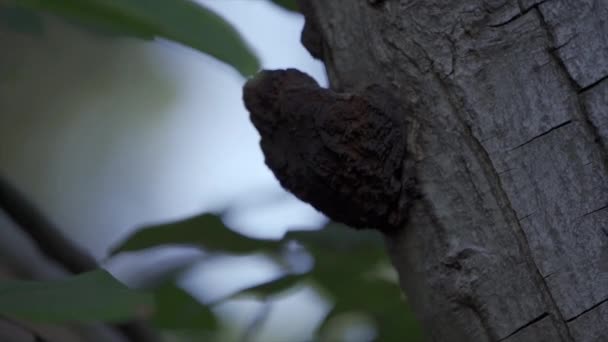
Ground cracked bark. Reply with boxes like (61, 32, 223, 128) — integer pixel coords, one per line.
(283, 1, 608, 341)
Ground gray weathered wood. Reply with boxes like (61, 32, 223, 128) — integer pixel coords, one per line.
(305, 0, 608, 340)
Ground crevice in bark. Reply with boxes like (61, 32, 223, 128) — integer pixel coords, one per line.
(461, 121, 574, 341)
(543, 271, 557, 280)
(518, 0, 551, 12)
(535, 7, 608, 173)
(498, 312, 549, 341)
(551, 34, 577, 54)
(578, 203, 608, 219)
(489, 1, 545, 29)
(517, 211, 536, 222)
(508, 120, 573, 152)
(565, 296, 608, 323)
(579, 75, 608, 94)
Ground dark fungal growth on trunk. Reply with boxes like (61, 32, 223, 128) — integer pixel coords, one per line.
(243, 69, 415, 232)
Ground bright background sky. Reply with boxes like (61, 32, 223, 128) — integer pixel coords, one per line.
(1, 0, 328, 255)
(0, 1, 341, 340)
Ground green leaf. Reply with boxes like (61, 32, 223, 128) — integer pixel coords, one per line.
(152, 282, 217, 330)
(112, 213, 279, 255)
(320, 279, 423, 341)
(234, 274, 306, 299)
(270, 0, 299, 12)
(0, 270, 153, 323)
(286, 223, 386, 273)
(16, 0, 259, 76)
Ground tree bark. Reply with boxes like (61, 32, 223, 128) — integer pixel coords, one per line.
(301, 1, 608, 341)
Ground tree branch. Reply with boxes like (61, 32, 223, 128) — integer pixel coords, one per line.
(0, 174, 160, 342)
(0, 174, 96, 274)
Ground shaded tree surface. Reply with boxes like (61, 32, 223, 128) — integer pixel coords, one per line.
(299, 0, 608, 341)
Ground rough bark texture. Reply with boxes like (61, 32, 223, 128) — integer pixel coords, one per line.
(293, 0, 608, 341)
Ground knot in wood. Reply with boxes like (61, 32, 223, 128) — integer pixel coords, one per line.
(243, 69, 408, 231)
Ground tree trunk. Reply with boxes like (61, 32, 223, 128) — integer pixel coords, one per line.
(301, 1, 608, 341)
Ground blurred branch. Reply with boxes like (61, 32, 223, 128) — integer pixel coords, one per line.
(0, 174, 96, 274)
(0, 174, 160, 342)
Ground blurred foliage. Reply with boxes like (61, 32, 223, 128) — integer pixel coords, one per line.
(0, 0, 423, 341)
(287, 225, 422, 341)
(0, 215, 422, 340)
(270, 0, 299, 12)
(0, 4, 43, 34)
(0, 270, 152, 323)
(112, 218, 423, 341)
(0, 269, 217, 330)
(152, 282, 217, 331)
(112, 214, 278, 256)
(8, 0, 259, 76)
